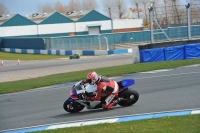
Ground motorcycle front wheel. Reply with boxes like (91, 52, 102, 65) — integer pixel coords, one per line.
(118, 89, 139, 107)
(63, 100, 85, 113)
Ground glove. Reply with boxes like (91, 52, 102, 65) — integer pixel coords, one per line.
(80, 80, 86, 85)
(86, 97, 91, 101)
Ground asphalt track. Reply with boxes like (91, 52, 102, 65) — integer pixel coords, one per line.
(0, 63, 200, 132)
(0, 54, 133, 83)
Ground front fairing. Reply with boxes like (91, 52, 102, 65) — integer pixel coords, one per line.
(67, 97, 74, 102)
(69, 81, 84, 100)
(67, 81, 101, 109)
(85, 84, 97, 93)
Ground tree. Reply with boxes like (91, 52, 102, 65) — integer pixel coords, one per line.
(141, 0, 149, 23)
(130, 0, 142, 19)
(115, 0, 126, 19)
(171, 0, 181, 24)
(81, 0, 97, 10)
(37, 3, 55, 13)
(186, 0, 200, 23)
(55, 1, 68, 13)
(163, 0, 169, 23)
(68, 0, 80, 12)
(102, 0, 115, 18)
(0, 3, 9, 15)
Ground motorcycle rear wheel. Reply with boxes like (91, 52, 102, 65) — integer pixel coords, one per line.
(118, 89, 139, 107)
(63, 100, 85, 113)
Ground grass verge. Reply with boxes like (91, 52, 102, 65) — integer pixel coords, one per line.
(0, 58, 200, 94)
(0, 51, 69, 60)
(31, 114, 200, 133)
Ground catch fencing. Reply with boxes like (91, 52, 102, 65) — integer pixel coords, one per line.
(149, 3, 200, 43)
(43, 3, 200, 50)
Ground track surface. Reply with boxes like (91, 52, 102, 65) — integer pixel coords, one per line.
(0, 54, 132, 83)
(0, 64, 200, 131)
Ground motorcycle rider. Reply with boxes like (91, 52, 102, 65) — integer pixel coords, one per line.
(81, 71, 119, 109)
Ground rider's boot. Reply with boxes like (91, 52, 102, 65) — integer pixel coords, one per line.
(102, 98, 119, 109)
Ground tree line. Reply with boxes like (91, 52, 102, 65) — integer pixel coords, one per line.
(1, 0, 200, 25)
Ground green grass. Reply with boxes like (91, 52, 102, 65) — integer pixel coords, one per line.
(0, 51, 69, 60)
(0, 58, 200, 94)
(31, 114, 200, 133)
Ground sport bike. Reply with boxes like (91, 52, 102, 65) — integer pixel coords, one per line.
(63, 79, 139, 113)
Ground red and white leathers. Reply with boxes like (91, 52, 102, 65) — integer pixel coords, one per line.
(84, 76, 119, 109)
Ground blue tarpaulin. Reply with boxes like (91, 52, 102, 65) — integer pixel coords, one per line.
(140, 48, 165, 62)
(164, 45, 185, 60)
(185, 43, 200, 59)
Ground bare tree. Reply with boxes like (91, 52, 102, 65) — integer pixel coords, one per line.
(0, 3, 9, 15)
(114, 0, 126, 19)
(171, 0, 181, 24)
(135, 0, 140, 18)
(151, 0, 160, 21)
(81, 0, 97, 10)
(68, 0, 80, 12)
(37, 3, 55, 13)
(55, 1, 68, 13)
(186, 0, 200, 23)
(102, 0, 115, 18)
(163, 0, 169, 23)
(141, 0, 149, 23)
(130, 0, 142, 19)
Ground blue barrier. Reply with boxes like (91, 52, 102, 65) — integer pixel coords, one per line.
(185, 43, 200, 59)
(82, 50, 95, 55)
(140, 43, 200, 63)
(164, 45, 185, 61)
(140, 48, 165, 62)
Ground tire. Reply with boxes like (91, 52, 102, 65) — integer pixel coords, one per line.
(118, 89, 139, 107)
(63, 100, 85, 113)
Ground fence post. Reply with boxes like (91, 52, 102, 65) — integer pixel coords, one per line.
(89, 38, 93, 49)
(104, 37, 109, 51)
(149, 4, 154, 44)
(62, 39, 64, 50)
(81, 38, 85, 50)
(68, 38, 71, 50)
(186, 3, 191, 40)
(98, 38, 101, 50)
(74, 38, 77, 50)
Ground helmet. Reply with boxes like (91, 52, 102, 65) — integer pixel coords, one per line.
(87, 71, 99, 84)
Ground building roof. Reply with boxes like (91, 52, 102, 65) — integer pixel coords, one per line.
(0, 10, 111, 26)
(0, 14, 16, 25)
(40, 12, 74, 24)
(26, 12, 54, 24)
(64, 10, 91, 21)
(76, 10, 111, 22)
(0, 14, 36, 27)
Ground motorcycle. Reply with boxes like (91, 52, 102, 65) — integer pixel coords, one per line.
(63, 79, 139, 113)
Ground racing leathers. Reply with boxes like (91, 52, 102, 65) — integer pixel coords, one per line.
(83, 76, 119, 109)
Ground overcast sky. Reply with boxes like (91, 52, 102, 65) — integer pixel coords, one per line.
(0, 0, 187, 16)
